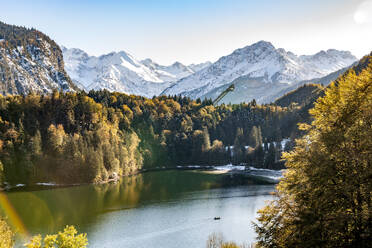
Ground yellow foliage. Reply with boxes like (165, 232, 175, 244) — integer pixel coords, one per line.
(122, 104, 133, 120)
(0, 218, 14, 248)
(206, 233, 251, 248)
(110, 95, 117, 104)
(24, 225, 87, 248)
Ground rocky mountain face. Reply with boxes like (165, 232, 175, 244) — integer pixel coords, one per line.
(162, 41, 357, 103)
(62, 47, 211, 97)
(0, 22, 76, 95)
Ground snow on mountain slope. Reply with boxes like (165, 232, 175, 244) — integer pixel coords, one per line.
(188, 61, 212, 72)
(162, 41, 357, 99)
(140, 59, 195, 82)
(62, 47, 211, 97)
(0, 22, 76, 95)
(62, 47, 169, 97)
(262, 64, 354, 104)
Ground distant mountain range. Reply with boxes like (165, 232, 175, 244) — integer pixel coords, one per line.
(0, 21, 359, 104)
(62, 46, 211, 97)
(162, 41, 357, 103)
(63, 41, 357, 103)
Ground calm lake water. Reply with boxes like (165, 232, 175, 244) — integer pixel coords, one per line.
(2, 170, 276, 248)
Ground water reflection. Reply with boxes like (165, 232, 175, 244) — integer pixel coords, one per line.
(0, 170, 275, 247)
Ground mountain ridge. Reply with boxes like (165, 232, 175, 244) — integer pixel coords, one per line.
(62, 46, 211, 97)
(161, 40, 357, 103)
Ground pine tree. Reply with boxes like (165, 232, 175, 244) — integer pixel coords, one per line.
(233, 128, 244, 164)
(263, 142, 275, 169)
(249, 126, 262, 148)
(202, 127, 211, 152)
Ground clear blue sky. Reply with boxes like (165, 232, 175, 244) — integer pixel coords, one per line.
(1, 0, 371, 64)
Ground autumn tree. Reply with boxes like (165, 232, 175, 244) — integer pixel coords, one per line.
(254, 54, 372, 248)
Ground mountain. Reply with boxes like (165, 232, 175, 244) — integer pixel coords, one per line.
(260, 64, 353, 103)
(274, 51, 371, 124)
(141, 59, 193, 82)
(201, 65, 352, 105)
(62, 47, 211, 97)
(62, 47, 170, 97)
(162, 41, 357, 103)
(0, 21, 76, 95)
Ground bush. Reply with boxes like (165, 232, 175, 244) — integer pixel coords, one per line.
(25, 225, 87, 248)
(0, 218, 14, 248)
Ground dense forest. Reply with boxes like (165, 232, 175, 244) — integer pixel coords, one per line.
(0, 85, 308, 185)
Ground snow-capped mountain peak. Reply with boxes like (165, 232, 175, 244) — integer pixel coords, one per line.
(62, 41, 356, 102)
(63, 48, 167, 96)
(162, 40, 357, 99)
(62, 46, 212, 97)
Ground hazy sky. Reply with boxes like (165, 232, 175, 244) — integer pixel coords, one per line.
(1, 0, 371, 64)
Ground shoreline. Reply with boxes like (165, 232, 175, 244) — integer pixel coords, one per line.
(1, 164, 283, 192)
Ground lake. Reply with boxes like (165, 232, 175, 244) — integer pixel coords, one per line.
(1, 169, 277, 247)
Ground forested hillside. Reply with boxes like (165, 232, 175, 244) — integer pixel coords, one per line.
(0, 89, 303, 185)
(274, 84, 324, 108)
